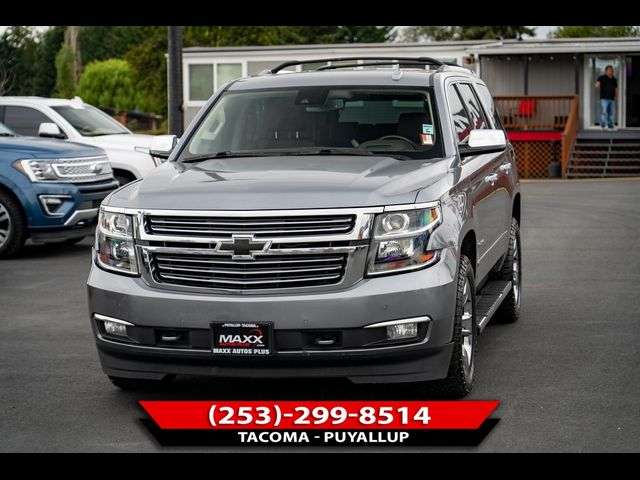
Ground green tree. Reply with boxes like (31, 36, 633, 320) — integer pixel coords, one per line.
(332, 26, 395, 43)
(0, 26, 38, 95)
(184, 26, 300, 47)
(124, 26, 167, 114)
(54, 45, 76, 98)
(550, 26, 640, 38)
(75, 59, 139, 112)
(33, 26, 66, 96)
(183, 26, 395, 46)
(77, 26, 147, 65)
(403, 26, 535, 42)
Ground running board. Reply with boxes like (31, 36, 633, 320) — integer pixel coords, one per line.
(476, 280, 512, 333)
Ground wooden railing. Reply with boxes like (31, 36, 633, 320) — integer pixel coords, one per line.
(561, 96, 579, 177)
(494, 95, 579, 178)
(494, 95, 576, 130)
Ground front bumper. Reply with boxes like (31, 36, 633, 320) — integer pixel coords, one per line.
(87, 247, 459, 384)
(28, 180, 119, 242)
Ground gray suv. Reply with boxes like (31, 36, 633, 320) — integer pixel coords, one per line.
(88, 57, 522, 397)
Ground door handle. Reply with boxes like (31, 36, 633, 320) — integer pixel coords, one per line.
(499, 163, 512, 172)
(484, 173, 499, 184)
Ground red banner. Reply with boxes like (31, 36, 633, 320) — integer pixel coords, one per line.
(140, 400, 499, 430)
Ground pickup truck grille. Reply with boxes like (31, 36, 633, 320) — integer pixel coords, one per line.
(145, 214, 355, 238)
(150, 253, 347, 290)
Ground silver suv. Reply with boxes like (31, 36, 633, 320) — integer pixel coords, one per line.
(88, 57, 522, 397)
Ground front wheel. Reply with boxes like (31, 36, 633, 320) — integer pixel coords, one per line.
(422, 254, 477, 398)
(0, 191, 27, 259)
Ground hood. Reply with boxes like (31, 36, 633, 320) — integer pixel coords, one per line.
(0, 136, 104, 158)
(107, 155, 453, 210)
(92, 133, 153, 150)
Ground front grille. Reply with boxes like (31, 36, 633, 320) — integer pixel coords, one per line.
(145, 214, 355, 238)
(150, 253, 347, 290)
(52, 156, 113, 183)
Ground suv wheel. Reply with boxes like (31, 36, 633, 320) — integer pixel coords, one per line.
(108, 375, 175, 391)
(493, 218, 522, 323)
(423, 254, 476, 398)
(0, 191, 27, 259)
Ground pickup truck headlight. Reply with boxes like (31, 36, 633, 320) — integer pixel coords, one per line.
(367, 205, 442, 276)
(95, 210, 138, 275)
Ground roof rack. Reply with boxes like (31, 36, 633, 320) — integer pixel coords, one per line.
(268, 57, 444, 74)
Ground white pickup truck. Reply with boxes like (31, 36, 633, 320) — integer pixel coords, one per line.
(0, 96, 160, 185)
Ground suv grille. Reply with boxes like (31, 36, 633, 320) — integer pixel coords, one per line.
(52, 156, 113, 183)
(150, 253, 347, 290)
(145, 214, 355, 238)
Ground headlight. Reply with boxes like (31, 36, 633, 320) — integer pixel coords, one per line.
(14, 157, 112, 183)
(367, 204, 442, 276)
(95, 210, 139, 275)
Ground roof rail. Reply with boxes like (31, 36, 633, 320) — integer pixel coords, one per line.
(268, 57, 444, 74)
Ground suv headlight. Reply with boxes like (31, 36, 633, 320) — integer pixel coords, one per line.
(96, 210, 138, 275)
(14, 157, 112, 183)
(367, 204, 442, 276)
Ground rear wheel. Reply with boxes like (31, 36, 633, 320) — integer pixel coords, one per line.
(493, 218, 521, 323)
(0, 190, 27, 259)
(422, 254, 476, 398)
(108, 375, 175, 391)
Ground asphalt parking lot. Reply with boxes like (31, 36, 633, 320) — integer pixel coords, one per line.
(1, 179, 639, 452)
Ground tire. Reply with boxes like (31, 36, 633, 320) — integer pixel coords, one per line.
(423, 254, 477, 398)
(108, 375, 175, 391)
(0, 190, 28, 259)
(492, 218, 522, 323)
(115, 173, 135, 187)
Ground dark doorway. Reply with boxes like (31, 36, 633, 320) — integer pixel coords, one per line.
(626, 56, 640, 128)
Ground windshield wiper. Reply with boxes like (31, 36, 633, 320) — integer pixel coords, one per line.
(298, 148, 376, 156)
(301, 148, 414, 160)
(0, 133, 15, 137)
(180, 151, 275, 163)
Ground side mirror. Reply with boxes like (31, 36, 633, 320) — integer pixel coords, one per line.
(149, 135, 178, 160)
(460, 129, 507, 157)
(38, 122, 65, 139)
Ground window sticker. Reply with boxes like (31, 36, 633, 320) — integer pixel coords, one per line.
(422, 124, 434, 135)
(420, 134, 434, 146)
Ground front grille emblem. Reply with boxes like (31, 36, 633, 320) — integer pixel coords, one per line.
(217, 235, 271, 260)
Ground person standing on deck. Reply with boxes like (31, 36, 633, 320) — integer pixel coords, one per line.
(595, 66, 618, 130)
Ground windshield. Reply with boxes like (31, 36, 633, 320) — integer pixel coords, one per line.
(52, 105, 129, 137)
(0, 122, 15, 136)
(179, 86, 443, 161)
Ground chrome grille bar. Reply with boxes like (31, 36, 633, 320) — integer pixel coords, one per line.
(146, 214, 355, 238)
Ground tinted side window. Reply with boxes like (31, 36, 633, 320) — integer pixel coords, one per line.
(447, 84, 472, 142)
(475, 83, 504, 131)
(457, 83, 488, 130)
(3, 106, 53, 137)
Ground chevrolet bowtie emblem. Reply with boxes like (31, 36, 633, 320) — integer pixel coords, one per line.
(217, 235, 271, 260)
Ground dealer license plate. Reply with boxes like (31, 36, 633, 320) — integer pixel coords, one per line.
(211, 322, 273, 356)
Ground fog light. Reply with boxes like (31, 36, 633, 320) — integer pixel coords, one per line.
(104, 320, 128, 337)
(95, 313, 134, 338)
(387, 322, 418, 341)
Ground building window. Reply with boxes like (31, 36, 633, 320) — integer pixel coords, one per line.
(189, 64, 214, 102)
(216, 63, 242, 89)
